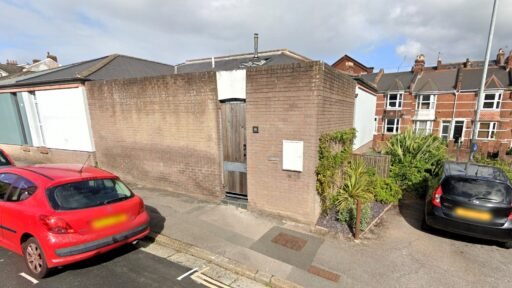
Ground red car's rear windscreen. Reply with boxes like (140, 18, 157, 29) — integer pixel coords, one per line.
(47, 179, 133, 211)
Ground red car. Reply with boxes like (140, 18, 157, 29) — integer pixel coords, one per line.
(0, 155, 150, 278)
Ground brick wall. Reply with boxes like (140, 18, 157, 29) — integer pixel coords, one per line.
(246, 62, 356, 223)
(0, 144, 92, 164)
(85, 73, 223, 200)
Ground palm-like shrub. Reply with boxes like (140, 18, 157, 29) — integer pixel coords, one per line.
(335, 159, 374, 236)
(335, 158, 374, 210)
(384, 129, 447, 196)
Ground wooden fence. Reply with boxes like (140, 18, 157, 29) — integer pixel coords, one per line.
(352, 154, 391, 178)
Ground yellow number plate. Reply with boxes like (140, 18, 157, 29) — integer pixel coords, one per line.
(454, 207, 492, 222)
(92, 214, 128, 230)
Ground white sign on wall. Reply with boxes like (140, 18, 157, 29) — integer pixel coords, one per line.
(216, 70, 246, 101)
(282, 140, 304, 172)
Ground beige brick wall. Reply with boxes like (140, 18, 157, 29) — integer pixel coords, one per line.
(0, 144, 92, 164)
(85, 73, 223, 200)
(246, 62, 356, 224)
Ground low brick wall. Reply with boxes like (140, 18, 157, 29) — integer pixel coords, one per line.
(0, 144, 93, 165)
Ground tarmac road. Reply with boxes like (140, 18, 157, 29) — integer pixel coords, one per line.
(0, 243, 204, 288)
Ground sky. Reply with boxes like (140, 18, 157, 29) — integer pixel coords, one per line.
(0, 0, 511, 72)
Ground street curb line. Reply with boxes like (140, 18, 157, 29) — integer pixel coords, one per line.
(147, 232, 303, 288)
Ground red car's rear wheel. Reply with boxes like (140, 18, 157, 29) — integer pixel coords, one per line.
(23, 238, 49, 279)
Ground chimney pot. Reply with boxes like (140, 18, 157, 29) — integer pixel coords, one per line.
(253, 33, 259, 59)
(497, 48, 505, 66)
(46, 52, 58, 63)
(465, 58, 472, 68)
(412, 54, 425, 73)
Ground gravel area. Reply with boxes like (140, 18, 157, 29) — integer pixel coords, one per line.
(316, 201, 390, 237)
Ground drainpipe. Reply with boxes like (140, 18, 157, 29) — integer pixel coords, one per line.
(450, 90, 458, 140)
(451, 90, 459, 160)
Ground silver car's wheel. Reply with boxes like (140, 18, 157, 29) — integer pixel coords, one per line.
(23, 238, 49, 278)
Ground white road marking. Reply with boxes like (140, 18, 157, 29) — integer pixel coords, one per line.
(19, 273, 39, 284)
(177, 267, 198, 281)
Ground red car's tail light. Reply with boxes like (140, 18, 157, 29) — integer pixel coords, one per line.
(40, 215, 75, 234)
(432, 186, 443, 207)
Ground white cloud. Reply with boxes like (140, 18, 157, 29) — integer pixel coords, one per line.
(0, 0, 510, 70)
(396, 40, 422, 60)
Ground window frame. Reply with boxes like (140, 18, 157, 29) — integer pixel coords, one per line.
(476, 122, 498, 140)
(481, 91, 502, 110)
(386, 92, 404, 110)
(414, 120, 433, 135)
(416, 94, 436, 110)
(384, 118, 400, 134)
(440, 120, 451, 141)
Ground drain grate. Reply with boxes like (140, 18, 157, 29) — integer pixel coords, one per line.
(271, 232, 308, 251)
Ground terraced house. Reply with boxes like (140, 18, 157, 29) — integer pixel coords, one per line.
(363, 49, 512, 155)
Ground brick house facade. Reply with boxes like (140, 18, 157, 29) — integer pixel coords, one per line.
(364, 49, 512, 156)
(331, 54, 374, 76)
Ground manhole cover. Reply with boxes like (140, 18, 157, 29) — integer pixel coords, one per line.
(271, 232, 308, 251)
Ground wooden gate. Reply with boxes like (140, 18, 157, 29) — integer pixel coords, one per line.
(221, 102, 247, 197)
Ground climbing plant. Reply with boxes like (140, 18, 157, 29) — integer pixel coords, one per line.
(316, 128, 356, 214)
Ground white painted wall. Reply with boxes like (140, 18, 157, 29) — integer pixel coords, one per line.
(353, 86, 377, 150)
(32, 88, 95, 151)
(216, 70, 246, 100)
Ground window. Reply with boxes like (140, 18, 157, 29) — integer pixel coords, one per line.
(6, 176, 37, 202)
(481, 92, 502, 110)
(477, 122, 497, 139)
(0, 173, 18, 200)
(416, 94, 436, 110)
(440, 121, 451, 141)
(386, 93, 403, 109)
(46, 179, 133, 211)
(442, 177, 511, 204)
(414, 121, 433, 135)
(384, 118, 400, 134)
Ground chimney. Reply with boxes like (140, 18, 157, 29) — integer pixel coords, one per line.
(46, 51, 58, 63)
(32, 59, 40, 64)
(253, 33, 259, 59)
(6, 59, 18, 65)
(412, 54, 425, 73)
(507, 50, 512, 70)
(374, 68, 385, 84)
(211, 56, 215, 69)
(497, 48, 505, 66)
(464, 58, 472, 68)
(436, 55, 443, 70)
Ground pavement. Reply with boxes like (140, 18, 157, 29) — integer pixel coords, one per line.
(135, 186, 512, 288)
